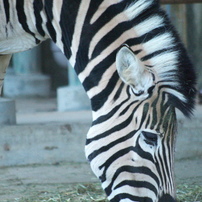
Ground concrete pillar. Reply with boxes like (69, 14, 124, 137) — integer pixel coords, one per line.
(3, 46, 51, 97)
(12, 46, 40, 74)
(55, 42, 90, 111)
(0, 55, 16, 125)
(0, 98, 16, 124)
(57, 61, 91, 111)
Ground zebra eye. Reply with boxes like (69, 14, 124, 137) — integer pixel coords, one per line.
(130, 85, 144, 96)
(142, 131, 158, 146)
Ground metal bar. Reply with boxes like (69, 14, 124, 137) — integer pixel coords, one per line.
(161, 0, 202, 4)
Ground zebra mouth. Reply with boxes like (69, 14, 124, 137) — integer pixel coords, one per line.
(159, 194, 176, 202)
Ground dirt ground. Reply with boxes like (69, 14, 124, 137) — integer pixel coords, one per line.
(0, 157, 202, 202)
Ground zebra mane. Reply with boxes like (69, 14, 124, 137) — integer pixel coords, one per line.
(123, 0, 196, 117)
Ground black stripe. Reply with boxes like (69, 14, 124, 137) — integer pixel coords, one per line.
(157, 148, 167, 189)
(154, 152, 164, 193)
(145, 114, 151, 129)
(90, 71, 119, 111)
(92, 97, 129, 126)
(167, 117, 176, 190)
(60, 0, 81, 59)
(141, 48, 176, 61)
(3, 0, 10, 23)
(114, 180, 157, 196)
(139, 102, 150, 127)
(73, 1, 105, 74)
(155, 93, 167, 132)
(105, 165, 160, 196)
(125, 25, 172, 48)
(92, 86, 131, 126)
(150, 97, 159, 130)
(162, 110, 175, 188)
(16, 0, 40, 44)
(162, 140, 172, 190)
(90, 0, 127, 28)
(91, 20, 133, 59)
(134, 49, 142, 55)
(82, 50, 117, 92)
(110, 193, 152, 202)
(33, 0, 45, 37)
(44, 0, 56, 43)
(113, 82, 124, 101)
(119, 100, 139, 116)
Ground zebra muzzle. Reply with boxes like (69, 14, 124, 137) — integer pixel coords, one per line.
(159, 194, 176, 202)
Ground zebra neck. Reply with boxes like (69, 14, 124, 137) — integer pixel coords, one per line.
(62, 1, 132, 114)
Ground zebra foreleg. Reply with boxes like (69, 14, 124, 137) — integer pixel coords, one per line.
(0, 54, 12, 95)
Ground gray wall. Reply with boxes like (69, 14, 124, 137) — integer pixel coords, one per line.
(164, 4, 202, 90)
(186, 4, 202, 90)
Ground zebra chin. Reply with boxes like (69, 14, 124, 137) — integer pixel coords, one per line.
(158, 194, 176, 202)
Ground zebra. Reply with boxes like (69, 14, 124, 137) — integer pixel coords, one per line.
(0, 0, 196, 201)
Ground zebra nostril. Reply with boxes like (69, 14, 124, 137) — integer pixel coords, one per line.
(159, 194, 176, 202)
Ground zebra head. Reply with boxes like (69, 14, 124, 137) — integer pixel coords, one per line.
(85, 44, 195, 202)
(115, 45, 178, 201)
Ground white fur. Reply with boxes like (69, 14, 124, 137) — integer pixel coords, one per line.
(125, 0, 154, 20)
(142, 32, 175, 55)
(134, 15, 164, 37)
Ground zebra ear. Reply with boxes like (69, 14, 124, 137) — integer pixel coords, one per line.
(116, 46, 153, 96)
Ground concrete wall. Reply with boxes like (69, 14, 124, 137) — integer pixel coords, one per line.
(186, 4, 202, 90)
(164, 4, 202, 90)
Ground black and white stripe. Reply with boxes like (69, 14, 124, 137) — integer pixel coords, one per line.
(0, 0, 196, 201)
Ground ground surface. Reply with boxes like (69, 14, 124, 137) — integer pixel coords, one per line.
(0, 160, 202, 202)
